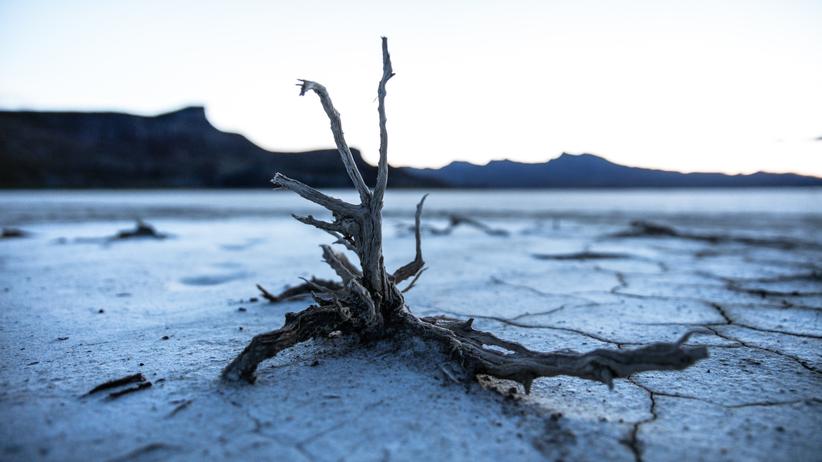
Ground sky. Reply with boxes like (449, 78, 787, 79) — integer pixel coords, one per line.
(1, 0, 821, 176)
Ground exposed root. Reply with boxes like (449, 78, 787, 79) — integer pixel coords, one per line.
(256, 278, 343, 303)
(223, 305, 348, 383)
(406, 315, 707, 393)
(222, 37, 708, 397)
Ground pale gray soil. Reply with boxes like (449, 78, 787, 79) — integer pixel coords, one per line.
(1, 191, 820, 462)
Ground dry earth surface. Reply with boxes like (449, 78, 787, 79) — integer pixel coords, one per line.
(1, 192, 820, 461)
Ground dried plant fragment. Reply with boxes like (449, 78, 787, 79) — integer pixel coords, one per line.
(222, 38, 708, 393)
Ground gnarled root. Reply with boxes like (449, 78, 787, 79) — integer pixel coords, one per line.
(222, 305, 348, 383)
(223, 306, 709, 392)
(403, 314, 708, 393)
(223, 37, 709, 394)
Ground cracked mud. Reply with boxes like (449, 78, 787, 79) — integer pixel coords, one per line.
(1, 199, 820, 461)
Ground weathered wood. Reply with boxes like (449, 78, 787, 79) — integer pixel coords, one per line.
(223, 38, 708, 393)
(256, 279, 342, 303)
(373, 36, 394, 207)
(297, 80, 371, 205)
(393, 194, 427, 284)
(407, 314, 708, 393)
(222, 305, 347, 383)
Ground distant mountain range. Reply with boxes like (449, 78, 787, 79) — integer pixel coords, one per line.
(409, 155, 822, 188)
(1, 107, 820, 188)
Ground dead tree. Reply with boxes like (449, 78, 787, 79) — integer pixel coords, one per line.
(222, 38, 708, 391)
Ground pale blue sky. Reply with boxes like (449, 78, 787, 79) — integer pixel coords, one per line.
(1, 0, 821, 175)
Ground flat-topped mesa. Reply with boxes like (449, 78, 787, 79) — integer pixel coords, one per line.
(222, 37, 708, 391)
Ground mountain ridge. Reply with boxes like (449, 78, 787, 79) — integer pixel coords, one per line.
(408, 153, 822, 188)
(0, 106, 437, 188)
(1, 107, 819, 188)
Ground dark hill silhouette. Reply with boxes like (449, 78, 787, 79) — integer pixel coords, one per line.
(409, 153, 822, 188)
(0, 107, 436, 188)
(1, 107, 819, 188)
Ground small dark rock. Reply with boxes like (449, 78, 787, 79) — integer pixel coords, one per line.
(237, 307, 247, 312)
(161, 335, 170, 340)
(310, 360, 320, 367)
(57, 337, 69, 341)
(98, 309, 105, 314)
(113, 220, 167, 240)
(249, 297, 259, 303)
(1, 227, 27, 239)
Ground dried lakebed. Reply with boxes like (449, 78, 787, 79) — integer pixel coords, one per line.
(1, 205, 820, 461)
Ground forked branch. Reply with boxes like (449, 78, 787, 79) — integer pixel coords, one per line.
(297, 80, 371, 205)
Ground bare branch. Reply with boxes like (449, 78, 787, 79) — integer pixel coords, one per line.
(256, 278, 343, 303)
(297, 79, 371, 205)
(373, 36, 395, 206)
(272, 173, 359, 215)
(321, 244, 359, 283)
(323, 229, 358, 252)
(329, 246, 362, 276)
(347, 279, 382, 332)
(393, 194, 427, 283)
(292, 214, 343, 233)
(401, 267, 427, 293)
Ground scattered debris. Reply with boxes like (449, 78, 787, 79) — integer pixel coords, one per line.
(400, 214, 510, 237)
(112, 220, 168, 240)
(107, 442, 178, 462)
(166, 399, 193, 418)
(237, 307, 247, 312)
(1, 227, 28, 239)
(107, 381, 152, 399)
(611, 220, 819, 250)
(532, 251, 633, 261)
(56, 336, 69, 341)
(85, 373, 149, 398)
